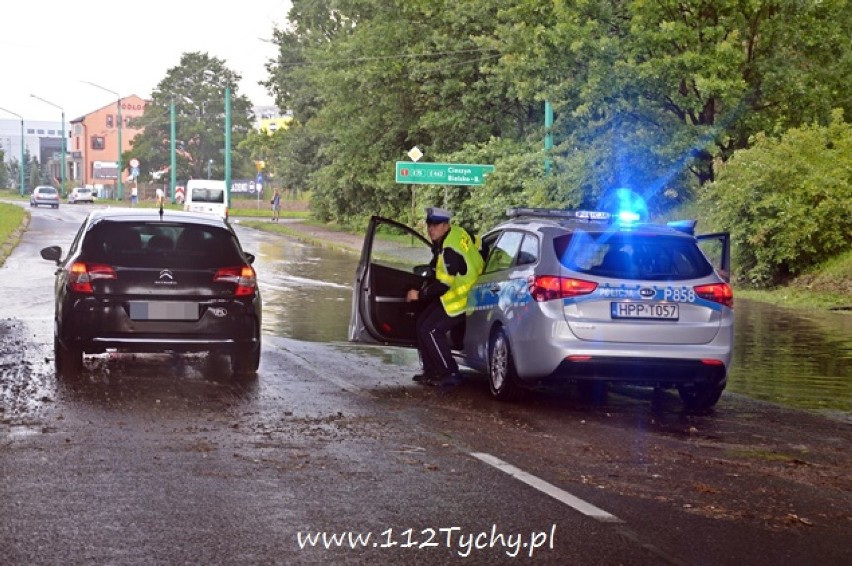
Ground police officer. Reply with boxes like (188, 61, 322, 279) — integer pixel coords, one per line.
(406, 207, 484, 388)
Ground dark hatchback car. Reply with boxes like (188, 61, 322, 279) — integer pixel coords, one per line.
(40, 208, 261, 377)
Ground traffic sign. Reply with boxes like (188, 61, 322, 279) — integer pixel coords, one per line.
(395, 161, 494, 186)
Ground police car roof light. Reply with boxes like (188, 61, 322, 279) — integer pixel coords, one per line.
(666, 219, 698, 235)
(506, 208, 612, 222)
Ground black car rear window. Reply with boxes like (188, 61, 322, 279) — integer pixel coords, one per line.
(81, 222, 244, 268)
(553, 232, 714, 281)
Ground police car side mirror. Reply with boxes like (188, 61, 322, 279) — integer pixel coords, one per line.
(413, 264, 434, 278)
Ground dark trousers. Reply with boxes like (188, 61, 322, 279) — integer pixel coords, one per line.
(415, 300, 462, 378)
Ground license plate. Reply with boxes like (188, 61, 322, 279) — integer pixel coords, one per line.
(129, 301, 199, 321)
(611, 302, 679, 320)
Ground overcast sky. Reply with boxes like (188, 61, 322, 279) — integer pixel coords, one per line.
(1, 0, 292, 122)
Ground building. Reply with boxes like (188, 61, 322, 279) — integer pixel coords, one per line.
(69, 94, 150, 195)
(0, 118, 67, 182)
(253, 105, 292, 134)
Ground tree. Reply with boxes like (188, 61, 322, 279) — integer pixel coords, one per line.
(128, 52, 257, 184)
(263, 0, 852, 247)
(491, 0, 852, 205)
(701, 112, 852, 286)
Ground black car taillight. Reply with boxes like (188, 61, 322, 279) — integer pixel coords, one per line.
(529, 276, 598, 302)
(213, 266, 257, 296)
(68, 262, 117, 294)
(694, 282, 734, 308)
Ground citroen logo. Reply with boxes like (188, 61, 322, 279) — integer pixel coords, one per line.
(155, 269, 177, 286)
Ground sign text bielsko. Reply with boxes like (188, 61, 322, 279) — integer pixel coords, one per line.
(395, 162, 494, 186)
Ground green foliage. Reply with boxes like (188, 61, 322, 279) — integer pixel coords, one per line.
(260, 0, 852, 278)
(128, 52, 256, 183)
(702, 112, 852, 287)
(0, 202, 26, 267)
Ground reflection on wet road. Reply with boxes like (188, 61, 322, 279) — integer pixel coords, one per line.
(247, 234, 354, 342)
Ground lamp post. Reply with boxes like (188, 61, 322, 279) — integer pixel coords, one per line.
(29, 95, 66, 197)
(83, 81, 123, 200)
(207, 159, 213, 179)
(0, 106, 26, 196)
(170, 98, 176, 204)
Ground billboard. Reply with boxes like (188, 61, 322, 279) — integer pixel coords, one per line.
(93, 161, 118, 180)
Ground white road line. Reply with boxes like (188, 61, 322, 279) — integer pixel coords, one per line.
(470, 452, 622, 523)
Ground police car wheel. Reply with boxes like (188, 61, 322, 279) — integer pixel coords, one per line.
(488, 328, 521, 402)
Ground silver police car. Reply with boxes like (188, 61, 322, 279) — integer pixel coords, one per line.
(350, 208, 733, 409)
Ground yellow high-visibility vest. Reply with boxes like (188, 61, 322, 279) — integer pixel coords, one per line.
(435, 226, 484, 316)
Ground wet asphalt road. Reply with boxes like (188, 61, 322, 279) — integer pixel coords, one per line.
(1, 204, 850, 565)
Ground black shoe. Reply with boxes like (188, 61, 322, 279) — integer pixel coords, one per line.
(435, 372, 463, 389)
(413, 371, 438, 384)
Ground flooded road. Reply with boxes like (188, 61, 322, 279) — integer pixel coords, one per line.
(240, 224, 852, 417)
(2, 207, 850, 565)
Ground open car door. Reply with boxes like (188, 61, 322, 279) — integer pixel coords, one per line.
(697, 232, 731, 282)
(348, 216, 434, 346)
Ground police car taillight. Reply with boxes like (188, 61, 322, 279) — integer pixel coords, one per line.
(68, 262, 117, 294)
(694, 282, 734, 308)
(213, 265, 257, 296)
(529, 276, 597, 302)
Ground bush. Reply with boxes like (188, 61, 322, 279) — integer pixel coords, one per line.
(701, 111, 852, 287)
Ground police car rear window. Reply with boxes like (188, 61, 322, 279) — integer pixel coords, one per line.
(553, 233, 714, 281)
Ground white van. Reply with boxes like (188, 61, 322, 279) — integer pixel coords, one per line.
(183, 180, 229, 220)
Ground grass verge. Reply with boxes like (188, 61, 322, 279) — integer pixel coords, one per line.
(0, 203, 29, 267)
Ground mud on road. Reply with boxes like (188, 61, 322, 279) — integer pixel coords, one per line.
(3, 308, 850, 565)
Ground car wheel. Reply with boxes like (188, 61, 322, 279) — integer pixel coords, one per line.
(231, 343, 260, 378)
(54, 335, 83, 377)
(488, 328, 521, 401)
(678, 383, 724, 410)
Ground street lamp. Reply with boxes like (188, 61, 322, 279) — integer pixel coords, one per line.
(83, 81, 123, 200)
(29, 95, 66, 197)
(208, 159, 213, 179)
(0, 106, 26, 196)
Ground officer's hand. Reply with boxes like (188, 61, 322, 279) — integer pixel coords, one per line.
(406, 289, 419, 302)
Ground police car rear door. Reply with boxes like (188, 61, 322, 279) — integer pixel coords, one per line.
(696, 232, 731, 282)
(348, 216, 434, 346)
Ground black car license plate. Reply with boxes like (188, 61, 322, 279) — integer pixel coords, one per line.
(129, 301, 199, 321)
(611, 302, 679, 320)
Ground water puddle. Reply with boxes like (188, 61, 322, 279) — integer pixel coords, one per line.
(249, 230, 851, 417)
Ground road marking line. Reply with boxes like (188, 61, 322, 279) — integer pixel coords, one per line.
(470, 452, 622, 523)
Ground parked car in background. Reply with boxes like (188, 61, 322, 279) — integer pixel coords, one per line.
(40, 208, 262, 378)
(350, 207, 733, 410)
(67, 187, 95, 204)
(30, 185, 60, 208)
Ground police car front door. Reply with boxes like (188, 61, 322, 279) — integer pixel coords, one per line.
(348, 216, 434, 346)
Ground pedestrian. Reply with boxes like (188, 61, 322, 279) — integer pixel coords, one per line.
(130, 184, 138, 207)
(405, 207, 484, 388)
(271, 189, 281, 222)
(155, 187, 165, 208)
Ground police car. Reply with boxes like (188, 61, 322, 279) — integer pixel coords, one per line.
(349, 207, 733, 409)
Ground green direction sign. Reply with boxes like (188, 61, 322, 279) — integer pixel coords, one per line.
(395, 161, 494, 186)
